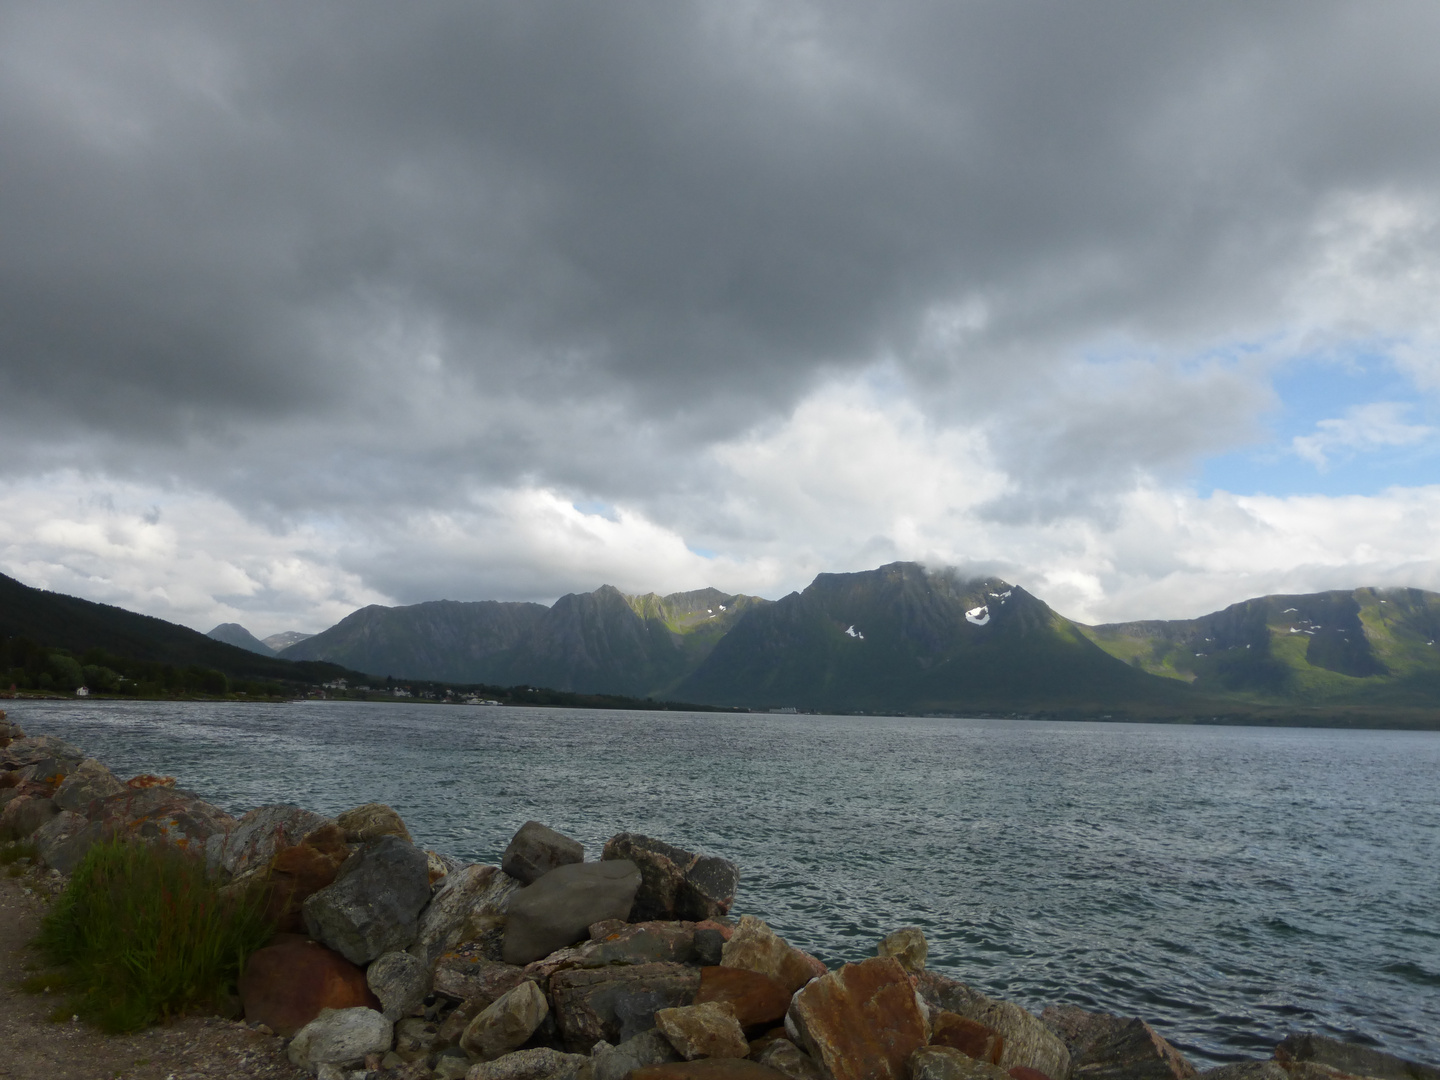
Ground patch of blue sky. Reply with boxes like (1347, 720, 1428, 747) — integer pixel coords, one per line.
(1198, 347, 1440, 497)
(687, 544, 718, 559)
(571, 499, 620, 521)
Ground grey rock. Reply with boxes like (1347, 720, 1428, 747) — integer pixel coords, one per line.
(550, 962, 701, 1052)
(580, 921, 697, 966)
(466, 1047, 589, 1080)
(0, 793, 58, 839)
(33, 810, 106, 874)
(368, 950, 431, 1022)
(461, 979, 550, 1060)
(221, 803, 335, 878)
(432, 950, 529, 1005)
(911, 1046, 1012, 1080)
(502, 821, 585, 885)
(0, 735, 85, 771)
(411, 863, 522, 967)
(601, 833, 738, 922)
(756, 1039, 825, 1080)
(693, 928, 725, 967)
(1039, 1005, 1194, 1080)
(589, 1030, 682, 1080)
(876, 927, 927, 974)
(52, 759, 125, 813)
(287, 1006, 394, 1071)
(503, 861, 642, 965)
(1275, 1033, 1440, 1080)
(916, 972, 1070, 1080)
(1200, 1064, 1288, 1080)
(303, 836, 433, 965)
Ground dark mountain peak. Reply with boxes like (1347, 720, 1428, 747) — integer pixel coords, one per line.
(206, 623, 275, 656)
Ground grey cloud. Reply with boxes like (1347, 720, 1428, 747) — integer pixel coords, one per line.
(4, 1, 1440, 535)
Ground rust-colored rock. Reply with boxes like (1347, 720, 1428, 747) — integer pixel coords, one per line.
(656, 1000, 750, 1060)
(264, 822, 351, 932)
(336, 802, 413, 844)
(1009, 1068, 1053, 1080)
(721, 916, 817, 995)
(126, 774, 176, 788)
(933, 1012, 1005, 1065)
(919, 973, 1069, 1080)
(633, 1061, 788, 1080)
(786, 956, 929, 1080)
(697, 966, 791, 1031)
(238, 937, 380, 1036)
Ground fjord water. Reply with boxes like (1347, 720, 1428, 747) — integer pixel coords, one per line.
(13, 700, 1439, 1068)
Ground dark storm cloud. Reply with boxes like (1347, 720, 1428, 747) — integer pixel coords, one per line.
(3, 0, 1440, 514)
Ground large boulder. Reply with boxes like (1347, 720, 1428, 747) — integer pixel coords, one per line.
(0, 790, 58, 840)
(262, 822, 352, 932)
(52, 758, 125, 813)
(32, 810, 106, 874)
(655, 1001, 749, 1060)
(583, 921, 698, 966)
(466, 1047, 589, 1080)
(910, 1047, 1012, 1080)
(785, 957, 929, 1080)
(336, 802, 413, 844)
(502, 821, 585, 885)
(1273, 1033, 1440, 1080)
(411, 863, 522, 966)
(87, 784, 236, 853)
(239, 938, 380, 1037)
(720, 916, 818, 995)
(220, 803, 335, 877)
(0, 734, 85, 771)
(503, 860, 642, 965)
(287, 1006, 393, 1072)
(695, 966, 790, 1031)
(602, 834, 738, 922)
(1041, 1006, 1195, 1080)
(367, 950, 431, 1022)
(550, 962, 702, 1051)
(461, 979, 550, 1060)
(916, 973, 1069, 1080)
(303, 835, 433, 965)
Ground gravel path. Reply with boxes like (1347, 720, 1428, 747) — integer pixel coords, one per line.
(0, 865, 309, 1080)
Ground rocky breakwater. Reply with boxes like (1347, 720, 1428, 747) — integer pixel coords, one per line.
(2, 711, 1438, 1080)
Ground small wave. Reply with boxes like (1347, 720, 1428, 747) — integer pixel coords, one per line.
(1381, 961, 1440, 987)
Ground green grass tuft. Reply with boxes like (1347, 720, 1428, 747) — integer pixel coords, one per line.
(33, 838, 273, 1032)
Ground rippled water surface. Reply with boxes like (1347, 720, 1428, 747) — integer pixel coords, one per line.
(11, 699, 1439, 1067)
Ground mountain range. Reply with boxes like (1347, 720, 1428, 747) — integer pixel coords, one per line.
(249, 561, 1440, 716)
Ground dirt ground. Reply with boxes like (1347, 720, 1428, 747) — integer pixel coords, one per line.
(0, 865, 310, 1080)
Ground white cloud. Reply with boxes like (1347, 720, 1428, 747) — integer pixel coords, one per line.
(0, 473, 389, 637)
(1291, 402, 1434, 469)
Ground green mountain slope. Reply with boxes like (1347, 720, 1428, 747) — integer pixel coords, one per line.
(1081, 586, 1440, 706)
(207, 623, 276, 656)
(280, 586, 769, 694)
(279, 598, 551, 682)
(0, 572, 349, 683)
(675, 562, 1192, 712)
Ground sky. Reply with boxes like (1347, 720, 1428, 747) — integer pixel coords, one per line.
(4, 1, 1440, 637)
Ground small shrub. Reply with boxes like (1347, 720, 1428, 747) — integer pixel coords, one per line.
(34, 838, 273, 1032)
